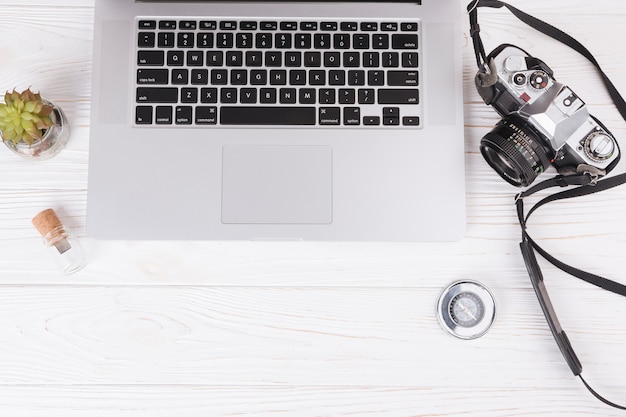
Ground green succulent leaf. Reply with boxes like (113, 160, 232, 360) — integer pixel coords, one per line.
(0, 88, 55, 145)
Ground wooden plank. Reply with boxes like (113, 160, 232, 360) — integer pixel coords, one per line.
(0, 385, 624, 417)
(0, 286, 624, 390)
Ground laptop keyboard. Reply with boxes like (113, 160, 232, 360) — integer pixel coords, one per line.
(135, 18, 421, 128)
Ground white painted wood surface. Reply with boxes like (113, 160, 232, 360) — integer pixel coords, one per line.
(1, 0, 626, 415)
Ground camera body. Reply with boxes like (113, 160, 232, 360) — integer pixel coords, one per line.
(476, 44, 620, 187)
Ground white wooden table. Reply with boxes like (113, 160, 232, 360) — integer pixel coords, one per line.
(1, 0, 626, 415)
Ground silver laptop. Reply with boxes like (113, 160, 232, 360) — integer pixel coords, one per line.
(87, 0, 466, 241)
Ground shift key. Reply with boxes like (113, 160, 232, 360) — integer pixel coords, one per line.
(136, 87, 178, 103)
(378, 88, 419, 104)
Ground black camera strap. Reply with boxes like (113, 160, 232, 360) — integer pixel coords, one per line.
(516, 172, 626, 298)
(469, 0, 626, 409)
(516, 172, 626, 410)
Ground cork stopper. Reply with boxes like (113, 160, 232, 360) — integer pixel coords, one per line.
(32, 208, 64, 238)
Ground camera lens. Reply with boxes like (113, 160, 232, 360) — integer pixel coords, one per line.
(480, 116, 552, 187)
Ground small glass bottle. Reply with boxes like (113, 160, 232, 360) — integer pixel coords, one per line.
(32, 208, 88, 275)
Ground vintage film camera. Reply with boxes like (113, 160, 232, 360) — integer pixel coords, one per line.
(475, 44, 620, 187)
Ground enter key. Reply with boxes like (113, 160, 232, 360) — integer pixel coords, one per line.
(387, 71, 419, 86)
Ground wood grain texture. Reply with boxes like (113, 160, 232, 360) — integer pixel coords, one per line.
(1, 0, 626, 415)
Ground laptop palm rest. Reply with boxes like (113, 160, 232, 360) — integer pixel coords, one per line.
(221, 145, 333, 224)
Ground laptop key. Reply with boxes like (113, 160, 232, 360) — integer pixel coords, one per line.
(220, 107, 316, 125)
(383, 107, 400, 117)
(402, 52, 419, 68)
(372, 34, 389, 49)
(171, 69, 188, 84)
(279, 88, 297, 104)
(401, 22, 419, 32)
(363, 116, 380, 125)
(382, 52, 399, 67)
(142, 39, 163, 64)
(138, 20, 156, 30)
(343, 107, 360, 125)
(217, 33, 234, 48)
(240, 21, 258, 30)
(181, 87, 198, 103)
(378, 89, 419, 104)
(159, 21, 176, 30)
(402, 116, 420, 126)
(353, 34, 369, 49)
(136, 87, 178, 103)
(135, 106, 153, 124)
(319, 89, 336, 104)
(295, 34, 312, 49)
(392, 34, 418, 49)
(177, 32, 194, 48)
(321, 22, 338, 31)
(275, 33, 292, 49)
(240, 88, 257, 103)
(197, 33, 214, 48)
(280, 22, 298, 30)
(381, 22, 398, 31)
(300, 22, 318, 31)
(220, 21, 237, 30)
(361, 22, 378, 31)
(195, 106, 217, 124)
(175, 106, 193, 124)
(206, 51, 223, 66)
(158, 32, 175, 48)
(299, 88, 316, 104)
(260, 21, 278, 30)
(199, 21, 217, 30)
(137, 69, 168, 85)
(367, 70, 384, 86)
(200, 88, 218, 103)
(138, 32, 155, 48)
(387, 70, 418, 86)
(155, 106, 173, 124)
(358, 88, 375, 104)
(180, 21, 197, 30)
(260, 88, 277, 103)
(383, 116, 400, 126)
(167, 51, 184, 66)
(319, 107, 340, 125)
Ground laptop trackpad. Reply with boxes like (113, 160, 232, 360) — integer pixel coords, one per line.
(222, 145, 333, 224)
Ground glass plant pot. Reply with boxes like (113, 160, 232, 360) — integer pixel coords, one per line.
(2, 100, 70, 160)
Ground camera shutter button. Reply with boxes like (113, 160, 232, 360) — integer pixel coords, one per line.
(584, 131, 615, 162)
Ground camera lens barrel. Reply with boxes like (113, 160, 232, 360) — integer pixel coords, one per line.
(480, 116, 552, 187)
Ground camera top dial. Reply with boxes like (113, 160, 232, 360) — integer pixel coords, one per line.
(584, 130, 616, 162)
(513, 73, 527, 86)
(529, 70, 550, 90)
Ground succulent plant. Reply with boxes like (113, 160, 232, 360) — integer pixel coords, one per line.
(0, 88, 54, 145)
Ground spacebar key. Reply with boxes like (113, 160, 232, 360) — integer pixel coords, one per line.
(220, 107, 316, 125)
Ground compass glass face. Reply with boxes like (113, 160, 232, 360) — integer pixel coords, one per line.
(449, 292, 484, 327)
(437, 280, 496, 340)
